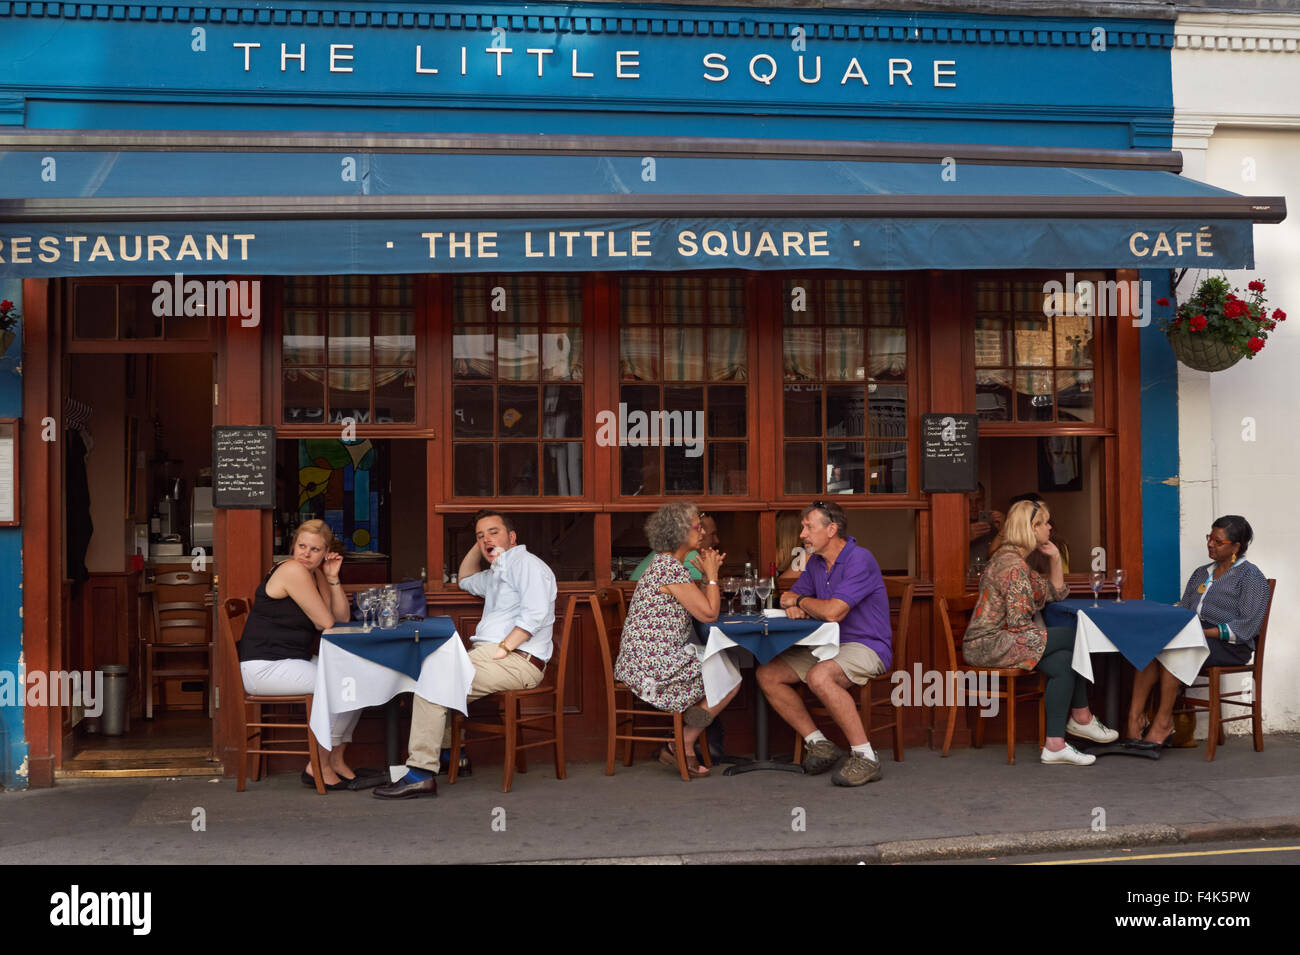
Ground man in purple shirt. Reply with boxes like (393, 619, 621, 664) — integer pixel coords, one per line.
(757, 500, 892, 787)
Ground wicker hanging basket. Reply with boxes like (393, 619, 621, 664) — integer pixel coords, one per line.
(1167, 329, 1244, 373)
(0, 329, 15, 357)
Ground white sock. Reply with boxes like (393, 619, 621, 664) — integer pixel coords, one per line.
(852, 743, 876, 761)
(805, 730, 829, 746)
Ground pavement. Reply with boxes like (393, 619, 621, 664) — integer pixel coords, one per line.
(2, 734, 1298, 864)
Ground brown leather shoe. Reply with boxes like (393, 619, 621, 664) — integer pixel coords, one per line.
(372, 774, 438, 799)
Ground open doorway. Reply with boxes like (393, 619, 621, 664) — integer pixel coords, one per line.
(61, 352, 218, 777)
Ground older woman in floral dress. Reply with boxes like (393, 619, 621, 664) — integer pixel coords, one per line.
(962, 499, 1117, 765)
(614, 502, 740, 776)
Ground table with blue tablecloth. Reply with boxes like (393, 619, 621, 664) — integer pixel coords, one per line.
(1043, 599, 1209, 685)
(309, 618, 475, 757)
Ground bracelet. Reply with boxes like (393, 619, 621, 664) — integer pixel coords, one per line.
(327, 579, 341, 586)
(796, 595, 807, 609)
(1217, 623, 1229, 643)
(705, 580, 718, 586)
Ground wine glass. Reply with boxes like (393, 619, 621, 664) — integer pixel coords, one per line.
(358, 589, 376, 629)
(754, 577, 772, 610)
(1090, 571, 1105, 608)
(1113, 568, 1126, 603)
(722, 577, 739, 615)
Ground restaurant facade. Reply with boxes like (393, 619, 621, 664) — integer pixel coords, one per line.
(0, 0, 1285, 789)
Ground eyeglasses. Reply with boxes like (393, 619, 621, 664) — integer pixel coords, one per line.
(1205, 535, 1232, 547)
(690, 523, 705, 532)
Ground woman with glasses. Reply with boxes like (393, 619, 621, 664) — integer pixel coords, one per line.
(962, 499, 1117, 765)
(614, 502, 740, 776)
(1123, 515, 1271, 748)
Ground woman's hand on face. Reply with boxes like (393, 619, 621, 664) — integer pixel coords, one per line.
(321, 551, 343, 581)
(1037, 541, 1060, 560)
(693, 548, 725, 578)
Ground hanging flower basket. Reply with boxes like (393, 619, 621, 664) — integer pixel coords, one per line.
(0, 299, 19, 357)
(1157, 277, 1286, 373)
(1167, 327, 1243, 372)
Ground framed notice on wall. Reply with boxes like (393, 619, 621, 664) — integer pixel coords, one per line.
(920, 413, 979, 494)
(213, 426, 275, 509)
(0, 419, 18, 526)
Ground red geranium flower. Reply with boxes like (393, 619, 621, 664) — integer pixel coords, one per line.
(1224, 300, 1249, 319)
(1189, 314, 1208, 332)
(1248, 337, 1266, 353)
(1156, 297, 1170, 307)
(1274, 309, 1287, 321)
(1248, 280, 1266, 292)
(0, 300, 13, 312)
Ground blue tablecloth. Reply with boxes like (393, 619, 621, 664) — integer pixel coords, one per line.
(322, 617, 458, 680)
(1043, 600, 1198, 672)
(694, 615, 828, 665)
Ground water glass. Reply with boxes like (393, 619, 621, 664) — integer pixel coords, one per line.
(1090, 571, 1105, 608)
(1113, 568, 1126, 603)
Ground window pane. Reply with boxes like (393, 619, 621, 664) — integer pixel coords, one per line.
(784, 385, 823, 437)
(542, 385, 583, 438)
(283, 276, 321, 306)
(621, 445, 660, 496)
(827, 442, 865, 493)
(867, 280, 906, 325)
(709, 443, 747, 495)
(328, 276, 371, 306)
(453, 276, 488, 324)
(453, 329, 493, 379)
(542, 326, 583, 380)
(707, 327, 747, 381)
(283, 370, 325, 424)
(664, 444, 704, 494)
(498, 276, 541, 323)
(328, 311, 371, 365)
(976, 369, 1012, 421)
(620, 327, 659, 381)
(328, 369, 371, 423)
(707, 277, 746, 324)
(498, 384, 538, 437)
(74, 285, 118, 338)
(497, 327, 539, 381)
(661, 277, 707, 323)
(453, 385, 494, 437)
(868, 327, 907, 380)
(1016, 370, 1055, 421)
(827, 385, 866, 438)
(1056, 315, 1094, 368)
(869, 441, 907, 493)
(974, 316, 1007, 366)
(1057, 370, 1094, 423)
(454, 444, 493, 496)
(620, 276, 656, 323)
(120, 286, 162, 339)
(783, 277, 816, 325)
(662, 327, 705, 380)
(824, 327, 865, 381)
(543, 443, 583, 496)
(1014, 317, 1053, 367)
(708, 385, 746, 438)
(784, 442, 822, 495)
(283, 309, 325, 365)
(376, 275, 413, 307)
(868, 384, 907, 439)
(374, 310, 416, 366)
(545, 276, 583, 323)
(824, 279, 864, 325)
(499, 444, 538, 495)
(374, 368, 415, 424)
(783, 328, 821, 380)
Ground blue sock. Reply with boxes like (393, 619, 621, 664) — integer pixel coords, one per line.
(403, 766, 433, 783)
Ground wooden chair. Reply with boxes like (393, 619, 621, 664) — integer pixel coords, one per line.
(792, 577, 914, 764)
(938, 594, 1046, 765)
(1179, 579, 1276, 761)
(221, 597, 327, 794)
(448, 593, 579, 793)
(146, 569, 214, 719)
(589, 588, 712, 781)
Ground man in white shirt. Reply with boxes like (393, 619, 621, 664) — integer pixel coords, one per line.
(374, 510, 557, 799)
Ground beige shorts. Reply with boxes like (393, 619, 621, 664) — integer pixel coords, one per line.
(780, 642, 885, 687)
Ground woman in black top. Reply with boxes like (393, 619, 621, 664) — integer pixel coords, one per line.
(1124, 515, 1272, 747)
(239, 519, 357, 789)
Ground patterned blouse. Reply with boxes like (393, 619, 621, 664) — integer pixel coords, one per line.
(1180, 559, 1271, 648)
(613, 553, 706, 713)
(962, 546, 1068, 671)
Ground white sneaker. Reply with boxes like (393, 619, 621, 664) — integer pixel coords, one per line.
(1041, 743, 1096, 766)
(1066, 716, 1119, 744)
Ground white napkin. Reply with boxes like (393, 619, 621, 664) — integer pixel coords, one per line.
(762, 608, 787, 618)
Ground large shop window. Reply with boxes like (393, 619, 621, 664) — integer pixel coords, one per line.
(281, 275, 417, 425)
(974, 280, 1095, 424)
(781, 277, 908, 495)
(450, 275, 584, 497)
(444, 511, 594, 582)
(618, 275, 749, 496)
(71, 278, 212, 342)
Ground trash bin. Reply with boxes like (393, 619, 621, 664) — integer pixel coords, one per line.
(99, 665, 130, 736)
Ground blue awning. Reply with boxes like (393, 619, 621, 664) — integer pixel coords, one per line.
(0, 136, 1283, 277)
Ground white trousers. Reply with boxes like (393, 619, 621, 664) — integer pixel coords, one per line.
(240, 657, 361, 747)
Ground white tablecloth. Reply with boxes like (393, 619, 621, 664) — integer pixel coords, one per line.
(695, 621, 840, 707)
(309, 627, 476, 751)
(1070, 611, 1209, 685)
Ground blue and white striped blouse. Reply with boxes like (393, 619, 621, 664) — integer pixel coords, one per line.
(1178, 559, 1271, 647)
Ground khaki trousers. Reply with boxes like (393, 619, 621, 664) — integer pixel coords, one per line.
(407, 643, 543, 772)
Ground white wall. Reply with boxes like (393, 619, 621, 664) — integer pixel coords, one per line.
(1174, 13, 1300, 733)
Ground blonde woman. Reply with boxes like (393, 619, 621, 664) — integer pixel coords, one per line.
(238, 519, 361, 790)
(962, 500, 1117, 765)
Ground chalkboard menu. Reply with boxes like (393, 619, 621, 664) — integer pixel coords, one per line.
(213, 426, 275, 509)
(921, 414, 979, 493)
